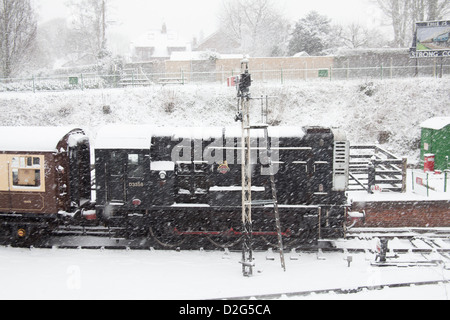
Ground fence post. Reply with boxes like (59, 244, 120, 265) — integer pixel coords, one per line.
(445, 170, 448, 192)
(80, 73, 84, 91)
(380, 64, 383, 80)
(402, 157, 407, 193)
(32, 75, 35, 93)
(368, 160, 375, 194)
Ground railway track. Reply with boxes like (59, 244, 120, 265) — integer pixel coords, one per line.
(218, 279, 450, 300)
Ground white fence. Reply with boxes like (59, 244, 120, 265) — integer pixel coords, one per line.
(1, 64, 449, 93)
(411, 170, 450, 196)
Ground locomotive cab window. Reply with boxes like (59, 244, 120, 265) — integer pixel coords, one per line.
(128, 154, 144, 178)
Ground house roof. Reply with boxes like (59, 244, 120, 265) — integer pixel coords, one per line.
(132, 29, 189, 58)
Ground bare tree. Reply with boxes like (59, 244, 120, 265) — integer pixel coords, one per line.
(0, 0, 37, 78)
(68, 0, 109, 61)
(339, 23, 369, 49)
(377, 0, 410, 47)
(219, 0, 289, 56)
(335, 22, 390, 49)
(376, 0, 450, 47)
(425, 0, 450, 20)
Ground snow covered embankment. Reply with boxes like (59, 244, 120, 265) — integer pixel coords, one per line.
(0, 78, 448, 164)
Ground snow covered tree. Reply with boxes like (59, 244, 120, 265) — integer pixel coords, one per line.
(0, 0, 37, 78)
(219, 0, 290, 56)
(288, 11, 332, 56)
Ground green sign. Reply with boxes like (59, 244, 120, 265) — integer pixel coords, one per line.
(69, 77, 79, 85)
(318, 69, 329, 78)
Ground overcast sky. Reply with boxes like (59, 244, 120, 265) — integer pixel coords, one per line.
(36, 0, 382, 41)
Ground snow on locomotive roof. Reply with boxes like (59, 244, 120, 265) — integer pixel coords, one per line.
(0, 126, 86, 152)
(95, 125, 154, 149)
(223, 126, 306, 138)
(95, 125, 225, 149)
(95, 125, 309, 149)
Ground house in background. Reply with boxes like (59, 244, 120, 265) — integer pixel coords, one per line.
(130, 23, 191, 62)
(194, 29, 241, 54)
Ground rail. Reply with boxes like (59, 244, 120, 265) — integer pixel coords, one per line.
(349, 145, 407, 193)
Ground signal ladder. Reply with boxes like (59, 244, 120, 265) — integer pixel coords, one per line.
(236, 59, 286, 276)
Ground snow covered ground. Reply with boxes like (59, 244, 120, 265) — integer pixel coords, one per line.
(0, 245, 448, 300)
(0, 78, 448, 300)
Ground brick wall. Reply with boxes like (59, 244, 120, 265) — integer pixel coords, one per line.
(217, 56, 334, 82)
(165, 56, 334, 83)
(351, 200, 450, 228)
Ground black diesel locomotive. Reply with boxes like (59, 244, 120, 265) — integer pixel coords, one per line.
(0, 123, 350, 248)
(93, 124, 350, 248)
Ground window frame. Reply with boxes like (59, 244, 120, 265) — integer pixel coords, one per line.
(7, 154, 46, 192)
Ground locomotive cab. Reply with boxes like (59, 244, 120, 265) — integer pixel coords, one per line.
(95, 125, 153, 218)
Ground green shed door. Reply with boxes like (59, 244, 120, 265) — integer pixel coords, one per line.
(434, 126, 450, 171)
(421, 126, 450, 171)
(420, 128, 434, 164)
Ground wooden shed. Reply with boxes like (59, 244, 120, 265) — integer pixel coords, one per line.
(420, 117, 450, 171)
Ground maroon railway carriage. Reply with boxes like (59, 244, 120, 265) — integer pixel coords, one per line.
(0, 127, 91, 241)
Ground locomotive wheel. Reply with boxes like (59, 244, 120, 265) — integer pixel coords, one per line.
(206, 231, 242, 249)
(148, 224, 187, 249)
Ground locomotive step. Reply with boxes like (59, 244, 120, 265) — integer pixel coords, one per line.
(245, 200, 277, 206)
(244, 124, 270, 129)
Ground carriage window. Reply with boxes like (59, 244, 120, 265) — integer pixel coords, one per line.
(11, 156, 42, 187)
(128, 154, 144, 178)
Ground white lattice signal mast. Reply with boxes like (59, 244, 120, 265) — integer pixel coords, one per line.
(235, 58, 254, 277)
(232, 58, 286, 276)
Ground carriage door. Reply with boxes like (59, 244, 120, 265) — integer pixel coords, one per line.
(108, 151, 126, 202)
(125, 153, 146, 204)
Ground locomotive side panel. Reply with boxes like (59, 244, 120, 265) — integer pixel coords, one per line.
(92, 125, 349, 246)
